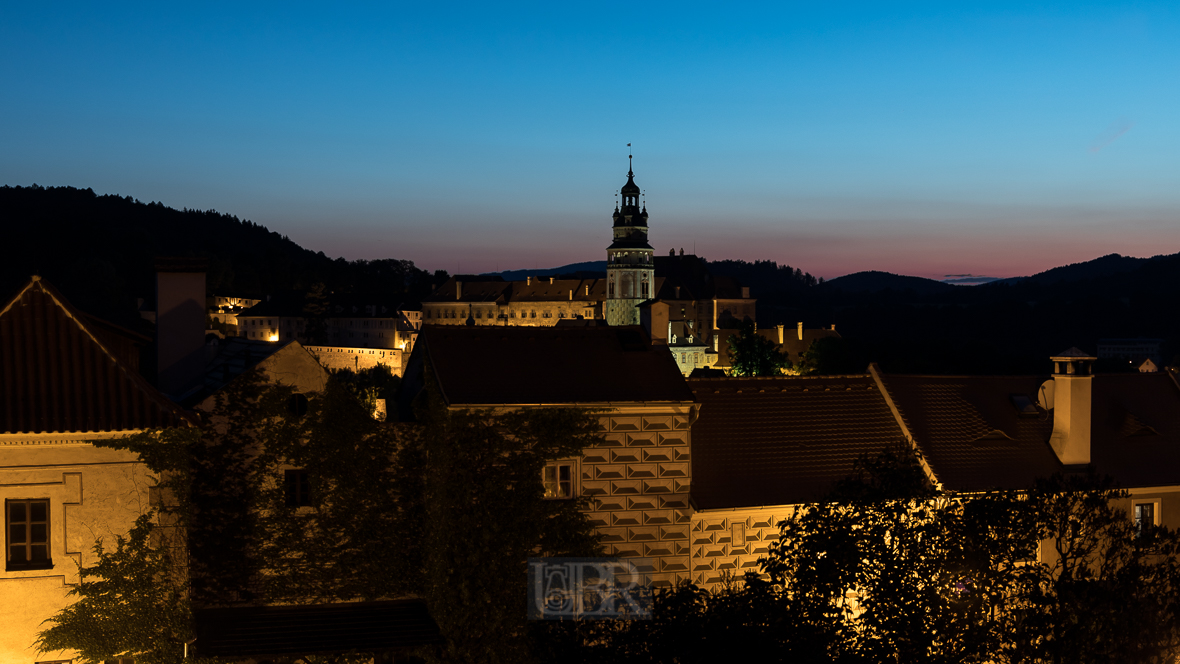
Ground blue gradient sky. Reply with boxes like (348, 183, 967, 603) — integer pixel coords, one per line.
(3, 2, 1179, 279)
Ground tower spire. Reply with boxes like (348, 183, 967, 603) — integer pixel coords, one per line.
(627, 143, 633, 176)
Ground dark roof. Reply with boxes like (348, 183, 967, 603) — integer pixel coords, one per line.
(878, 374, 1062, 492)
(422, 278, 609, 305)
(0, 276, 193, 434)
(652, 255, 749, 301)
(689, 375, 906, 509)
(184, 337, 291, 406)
(194, 599, 442, 658)
(878, 371, 1180, 491)
(414, 326, 694, 406)
(1089, 372, 1180, 488)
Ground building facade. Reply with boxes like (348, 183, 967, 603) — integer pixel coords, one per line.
(401, 326, 698, 587)
(0, 277, 193, 664)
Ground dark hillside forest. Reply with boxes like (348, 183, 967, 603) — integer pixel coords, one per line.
(0, 186, 442, 330)
(720, 254, 1180, 375)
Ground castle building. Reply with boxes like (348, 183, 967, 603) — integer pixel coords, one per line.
(604, 156, 655, 326)
(419, 159, 756, 374)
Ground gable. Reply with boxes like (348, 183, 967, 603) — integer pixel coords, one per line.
(0, 277, 192, 434)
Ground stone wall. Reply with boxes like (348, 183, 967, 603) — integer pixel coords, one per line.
(305, 346, 403, 375)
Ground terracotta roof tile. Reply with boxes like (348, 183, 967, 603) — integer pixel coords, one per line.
(416, 326, 694, 406)
(689, 375, 905, 509)
(0, 277, 192, 434)
(879, 372, 1180, 491)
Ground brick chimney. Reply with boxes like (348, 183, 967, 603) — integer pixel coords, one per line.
(1047, 347, 1097, 465)
(156, 257, 207, 400)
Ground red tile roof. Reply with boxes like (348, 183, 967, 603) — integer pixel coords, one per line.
(877, 374, 1061, 491)
(0, 276, 192, 434)
(689, 375, 906, 509)
(414, 326, 694, 406)
(878, 371, 1180, 491)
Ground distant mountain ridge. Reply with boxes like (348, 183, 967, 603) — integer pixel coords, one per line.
(821, 271, 955, 295)
(485, 261, 607, 280)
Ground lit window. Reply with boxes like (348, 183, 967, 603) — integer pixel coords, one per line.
(7, 499, 51, 571)
(285, 469, 312, 507)
(543, 462, 575, 499)
(1135, 501, 1158, 539)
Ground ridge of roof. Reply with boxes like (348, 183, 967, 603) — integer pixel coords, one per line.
(1, 276, 196, 433)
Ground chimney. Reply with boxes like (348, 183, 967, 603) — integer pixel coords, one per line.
(742, 286, 750, 299)
(776, 324, 784, 344)
(830, 324, 836, 331)
(1047, 347, 1097, 465)
(156, 257, 208, 400)
(569, 289, 573, 301)
(797, 321, 804, 341)
(585, 284, 590, 296)
(527, 276, 531, 286)
(549, 276, 555, 285)
(456, 281, 462, 300)
(674, 286, 680, 299)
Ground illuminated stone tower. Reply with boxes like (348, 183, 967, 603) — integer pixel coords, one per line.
(605, 154, 655, 326)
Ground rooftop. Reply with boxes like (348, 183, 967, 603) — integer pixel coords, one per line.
(0, 276, 192, 434)
(410, 326, 694, 406)
(689, 375, 905, 509)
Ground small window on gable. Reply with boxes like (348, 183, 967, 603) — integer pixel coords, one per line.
(285, 469, 312, 508)
(1010, 394, 1039, 417)
(287, 393, 309, 418)
(543, 462, 575, 499)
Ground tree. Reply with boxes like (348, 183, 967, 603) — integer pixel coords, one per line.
(408, 384, 603, 663)
(726, 320, 790, 376)
(761, 447, 1180, 664)
(303, 282, 330, 345)
(38, 370, 604, 662)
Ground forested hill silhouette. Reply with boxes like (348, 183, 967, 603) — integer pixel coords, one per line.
(819, 271, 955, 295)
(1, 185, 442, 329)
(762, 251, 1180, 375)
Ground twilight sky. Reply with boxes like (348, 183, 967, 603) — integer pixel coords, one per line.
(3, 2, 1179, 280)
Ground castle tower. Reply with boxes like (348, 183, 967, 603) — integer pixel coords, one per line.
(605, 154, 655, 326)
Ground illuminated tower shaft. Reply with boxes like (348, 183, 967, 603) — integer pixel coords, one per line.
(605, 156, 654, 326)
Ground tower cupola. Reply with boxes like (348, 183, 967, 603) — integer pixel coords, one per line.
(605, 149, 656, 326)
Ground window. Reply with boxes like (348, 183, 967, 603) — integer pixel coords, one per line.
(1135, 500, 1159, 539)
(730, 521, 746, 547)
(285, 469, 312, 507)
(7, 499, 51, 570)
(543, 462, 575, 499)
(287, 393, 309, 417)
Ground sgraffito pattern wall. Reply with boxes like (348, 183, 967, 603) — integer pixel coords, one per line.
(580, 410, 693, 588)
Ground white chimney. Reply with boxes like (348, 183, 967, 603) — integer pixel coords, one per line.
(1047, 348, 1097, 465)
(456, 281, 462, 300)
(527, 276, 531, 286)
(797, 321, 804, 341)
(776, 324, 784, 344)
